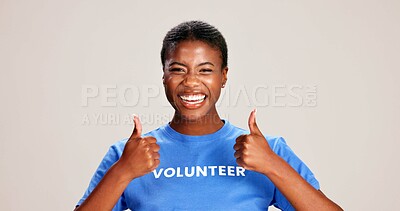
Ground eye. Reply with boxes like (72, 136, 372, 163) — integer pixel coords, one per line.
(169, 68, 185, 73)
(200, 68, 213, 73)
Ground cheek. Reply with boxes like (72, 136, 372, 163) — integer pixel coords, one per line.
(163, 75, 181, 95)
(203, 76, 222, 98)
(210, 75, 223, 87)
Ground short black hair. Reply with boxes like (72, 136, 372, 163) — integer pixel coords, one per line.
(161, 20, 228, 69)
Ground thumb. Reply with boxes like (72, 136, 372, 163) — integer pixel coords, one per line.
(130, 114, 142, 138)
(248, 109, 263, 136)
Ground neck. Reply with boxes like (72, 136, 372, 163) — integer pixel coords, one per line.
(169, 112, 224, 135)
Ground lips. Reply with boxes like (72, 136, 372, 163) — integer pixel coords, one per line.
(178, 93, 207, 108)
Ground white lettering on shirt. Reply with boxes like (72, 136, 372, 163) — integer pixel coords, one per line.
(219, 166, 226, 176)
(164, 168, 175, 178)
(185, 166, 195, 177)
(176, 167, 183, 177)
(152, 166, 246, 179)
(227, 166, 235, 176)
(196, 166, 207, 177)
(209, 166, 217, 176)
(236, 166, 246, 176)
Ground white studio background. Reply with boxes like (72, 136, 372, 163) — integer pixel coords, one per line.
(1, 0, 399, 210)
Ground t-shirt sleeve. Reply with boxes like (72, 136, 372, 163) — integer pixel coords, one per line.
(76, 140, 128, 211)
(268, 136, 320, 211)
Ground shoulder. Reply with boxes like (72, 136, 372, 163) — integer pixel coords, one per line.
(228, 124, 248, 136)
(105, 137, 129, 158)
(264, 135, 288, 152)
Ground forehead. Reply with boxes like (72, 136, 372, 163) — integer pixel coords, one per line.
(166, 40, 222, 65)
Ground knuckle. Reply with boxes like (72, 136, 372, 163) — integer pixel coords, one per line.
(151, 143, 161, 151)
(146, 136, 157, 143)
(236, 159, 245, 168)
(233, 144, 238, 150)
(242, 154, 251, 163)
(147, 160, 154, 169)
(151, 160, 160, 170)
(146, 151, 152, 159)
(140, 139, 147, 144)
(142, 145, 150, 152)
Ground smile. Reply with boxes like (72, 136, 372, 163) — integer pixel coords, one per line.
(179, 94, 206, 106)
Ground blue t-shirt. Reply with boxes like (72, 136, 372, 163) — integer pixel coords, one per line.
(77, 120, 319, 210)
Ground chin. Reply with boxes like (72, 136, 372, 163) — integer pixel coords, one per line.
(178, 111, 207, 122)
(176, 107, 220, 124)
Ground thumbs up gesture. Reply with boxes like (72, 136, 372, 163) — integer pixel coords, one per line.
(117, 115, 160, 181)
(234, 109, 274, 174)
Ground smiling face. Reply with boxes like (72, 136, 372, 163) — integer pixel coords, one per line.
(163, 40, 228, 122)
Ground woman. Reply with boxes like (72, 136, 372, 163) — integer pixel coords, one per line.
(76, 21, 342, 210)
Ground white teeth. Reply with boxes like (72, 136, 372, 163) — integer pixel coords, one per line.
(179, 94, 206, 101)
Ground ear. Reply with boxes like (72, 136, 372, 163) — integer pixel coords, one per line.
(222, 67, 228, 86)
(162, 69, 166, 85)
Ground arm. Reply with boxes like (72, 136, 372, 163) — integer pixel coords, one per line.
(234, 109, 342, 211)
(261, 151, 342, 210)
(75, 162, 132, 211)
(76, 115, 160, 211)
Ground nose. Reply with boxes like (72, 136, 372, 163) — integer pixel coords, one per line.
(183, 72, 200, 87)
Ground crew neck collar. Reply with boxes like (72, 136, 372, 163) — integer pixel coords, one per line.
(161, 120, 233, 142)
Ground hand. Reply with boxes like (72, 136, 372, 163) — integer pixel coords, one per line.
(116, 115, 160, 181)
(234, 110, 343, 211)
(233, 109, 275, 174)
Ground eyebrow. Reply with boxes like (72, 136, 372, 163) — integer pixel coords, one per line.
(169, 61, 215, 67)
